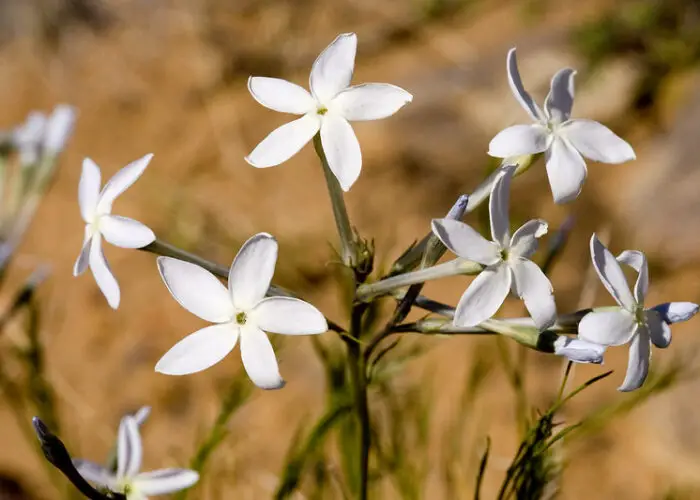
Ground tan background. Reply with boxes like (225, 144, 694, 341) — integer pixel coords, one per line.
(0, 0, 699, 498)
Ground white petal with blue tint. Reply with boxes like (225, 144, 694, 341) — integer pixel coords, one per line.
(332, 83, 412, 121)
(248, 77, 315, 114)
(253, 297, 328, 335)
(155, 324, 239, 376)
(240, 324, 285, 390)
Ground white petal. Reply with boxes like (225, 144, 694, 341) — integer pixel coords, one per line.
(510, 219, 548, 259)
(89, 234, 120, 309)
(79, 158, 101, 222)
(117, 416, 142, 479)
(617, 250, 648, 304)
(99, 215, 155, 249)
(43, 104, 77, 153)
(155, 324, 239, 376)
(561, 119, 635, 163)
(247, 77, 315, 114)
(454, 263, 511, 327)
(506, 48, 544, 122)
(545, 136, 587, 204)
(240, 325, 285, 390)
(331, 83, 412, 121)
(96, 154, 153, 215)
(74, 460, 112, 487)
(252, 297, 328, 335)
(430, 218, 500, 265)
(652, 302, 700, 324)
(73, 231, 91, 276)
(544, 68, 576, 124)
(245, 114, 320, 168)
(132, 406, 151, 427)
(489, 166, 514, 247)
(310, 33, 357, 103)
(618, 328, 650, 392)
(488, 124, 550, 158)
(589, 234, 636, 311)
(320, 114, 362, 191)
(510, 257, 556, 330)
(645, 309, 671, 349)
(553, 337, 605, 364)
(157, 257, 234, 323)
(577, 308, 636, 346)
(135, 469, 199, 495)
(229, 233, 278, 310)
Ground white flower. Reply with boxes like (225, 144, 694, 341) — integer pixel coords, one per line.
(75, 415, 199, 500)
(578, 235, 699, 391)
(488, 48, 635, 204)
(12, 105, 76, 166)
(431, 166, 556, 329)
(73, 155, 156, 309)
(554, 336, 605, 364)
(155, 233, 328, 389)
(245, 32, 413, 191)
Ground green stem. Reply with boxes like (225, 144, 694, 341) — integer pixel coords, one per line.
(356, 258, 482, 302)
(313, 134, 355, 267)
(347, 304, 370, 500)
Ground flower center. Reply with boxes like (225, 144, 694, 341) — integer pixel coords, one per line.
(235, 311, 247, 325)
(634, 304, 646, 324)
(317, 106, 328, 116)
(500, 248, 509, 261)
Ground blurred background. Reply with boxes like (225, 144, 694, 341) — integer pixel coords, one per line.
(1, 0, 700, 498)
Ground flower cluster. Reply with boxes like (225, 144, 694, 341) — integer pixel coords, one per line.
(71, 34, 697, 397)
(62, 34, 698, 497)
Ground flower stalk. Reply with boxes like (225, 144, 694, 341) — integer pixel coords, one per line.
(357, 258, 483, 302)
(398, 317, 562, 353)
(313, 133, 356, 267)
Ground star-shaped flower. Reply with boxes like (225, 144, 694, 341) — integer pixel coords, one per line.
(431, 166, 556, 329)
(245, 32, 413, 191)
(73, 155, 156, 309)
(488, 48, 635, 204)
(75, 414, 199, 500)
(578, 235, 699, 391)
(155, 233, 328, 389)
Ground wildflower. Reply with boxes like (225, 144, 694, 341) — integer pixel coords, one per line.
(488, 48, 635, 204)
(75, 415, 199, 499)
(12, 105, 76, 167)
(578, 235, 699, 391)
(73, 154, 156, 309)
(246, 33, 413, 191)
(155, 233, 328, 389)
(431, 166, 556, 329)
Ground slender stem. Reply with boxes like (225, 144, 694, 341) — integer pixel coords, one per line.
(356, 258, 482, 302)
(313, 134, 355, 267)
(392, 317, 580, 354)
(140, 239, 346, 333)
(347, 304, 370, 500)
